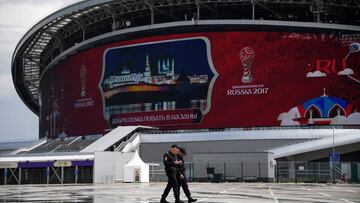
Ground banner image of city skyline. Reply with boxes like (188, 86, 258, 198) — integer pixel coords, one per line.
(100, 38, 216, 126)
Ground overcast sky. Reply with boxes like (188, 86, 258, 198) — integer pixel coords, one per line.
(0, 0, 80, 143)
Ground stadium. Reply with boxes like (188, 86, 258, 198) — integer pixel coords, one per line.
(1, 0, 360, 185)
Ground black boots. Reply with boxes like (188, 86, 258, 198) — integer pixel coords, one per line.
(187, 196, 198, 202)
(161, 195, 194, 203)
(161, 197, 195, 203)
(160, 198, 170, 203)
(175, 195, 185, 203)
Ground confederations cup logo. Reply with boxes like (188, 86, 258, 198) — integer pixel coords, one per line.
(80, 65, 87, 98)
(74, 65, 94, 108)
(239, 47, 255, 83)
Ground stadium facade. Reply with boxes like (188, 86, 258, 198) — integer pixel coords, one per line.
(2, 0, 360, 184)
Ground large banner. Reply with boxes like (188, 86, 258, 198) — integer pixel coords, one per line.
(39, 31, 360, 137)
(100, 37, 217, 128)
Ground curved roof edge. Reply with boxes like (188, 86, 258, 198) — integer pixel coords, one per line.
(12, 0, 108, 61)
(12, 0, 360, 65)
(39, 19, 360, 84)
(269, 129, 360, 158)
(11, 1, 360, 115)
(13, 20, 360, 115)
(14, 18, 360, 62)
(140, 129, 357, 143)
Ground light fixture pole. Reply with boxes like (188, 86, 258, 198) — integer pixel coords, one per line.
(332, 127, 335, 184)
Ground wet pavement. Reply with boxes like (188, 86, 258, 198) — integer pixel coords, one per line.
(0, 182, 359, 203)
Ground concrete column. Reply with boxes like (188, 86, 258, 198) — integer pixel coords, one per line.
(18, 168, 21, 185)
(258, 162, 261, 179)
(288, 161, 296, 181)
(46, 167, 50, 184)
(61, 167, 64, 184)
(196, 1, 200, 20)
(251, 0, 255, 20)
(4, 168, 7, 185)
(75, 166, 78, 184)
(241, 162, 244, 180)
(150, 6, 154, 24)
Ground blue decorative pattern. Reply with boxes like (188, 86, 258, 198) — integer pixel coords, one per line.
(303, 96, 348, 118)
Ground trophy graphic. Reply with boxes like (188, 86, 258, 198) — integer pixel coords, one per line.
(80, 65, 87, 98)
(239, 47, 255, 83)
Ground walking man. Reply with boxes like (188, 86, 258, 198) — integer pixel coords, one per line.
(161, 145, 184, 203)
(177, 147, 197, 202)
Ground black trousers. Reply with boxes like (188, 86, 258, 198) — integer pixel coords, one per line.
(162, 168, 180, 199)
(178, 174, 191, 197)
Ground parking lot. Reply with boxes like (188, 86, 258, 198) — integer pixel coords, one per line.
(0, 182, 359, 203)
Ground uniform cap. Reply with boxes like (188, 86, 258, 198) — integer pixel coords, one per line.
(171, 144, 180, 149)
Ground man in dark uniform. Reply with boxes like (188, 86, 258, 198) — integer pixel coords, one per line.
(177, 147, 197, 202)
(161, 145, 185, 203)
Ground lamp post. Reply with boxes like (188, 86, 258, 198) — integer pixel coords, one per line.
(332, 127, 335, 184)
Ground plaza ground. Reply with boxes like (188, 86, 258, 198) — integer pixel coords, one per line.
(0, 183, 359, 203)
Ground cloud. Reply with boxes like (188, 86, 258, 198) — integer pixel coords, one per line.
(331, 112, 360, 125)
(280, 118, 300, 126)
(0, 0, 80, 142)
(338, 68, 354, 76)
(0, 89, 38, 143)
(0, 74, 13, 96)
(0, 0, 80, 31)
(331, 115, 347, 125)
(278, 107, 301, 126)
(278, 107, 301, 121)
(277, 112, 288, 121)
(306, 70, 327, 78)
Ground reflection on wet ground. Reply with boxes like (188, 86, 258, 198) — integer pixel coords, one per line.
(0, 182, 359, 203)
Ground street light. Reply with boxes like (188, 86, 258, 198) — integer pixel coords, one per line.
(332, 127, 335, 184)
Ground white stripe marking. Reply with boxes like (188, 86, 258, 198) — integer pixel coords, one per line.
(269, 186, 279, 203)
(197, 187, 235, 202)
(340, 198, 355, 203)
(318, 192, 331, 197)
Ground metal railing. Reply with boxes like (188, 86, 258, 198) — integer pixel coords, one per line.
(276, 161, 360, 183)
(149, 161, 360, 183)
(149, 161, 274, 182)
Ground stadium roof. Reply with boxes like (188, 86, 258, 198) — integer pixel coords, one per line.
(269, 129, 360, 158)
(140, 128, 355, 143)
(11, 0, 360, 114)
(0, 140, 43, 150)
(0, 153, 94, 163)
(81, 125, 153, 153)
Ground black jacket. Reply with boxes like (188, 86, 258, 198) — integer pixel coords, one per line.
(177, 155, 186, 174)
(163, 151, 178, 171)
